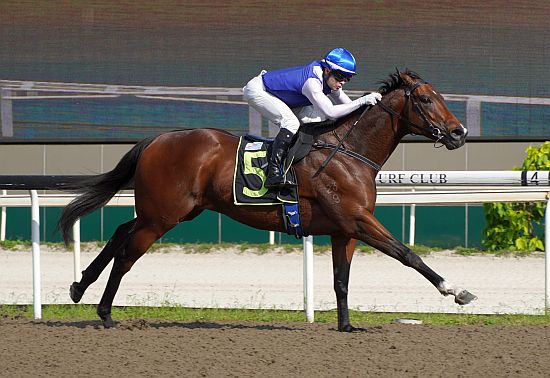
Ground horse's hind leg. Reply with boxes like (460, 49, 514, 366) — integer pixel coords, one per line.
(96, 222, 161, 328)
(70, 218, 137, 303)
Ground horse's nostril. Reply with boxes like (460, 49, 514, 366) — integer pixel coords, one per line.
(451, 127, 466, 140)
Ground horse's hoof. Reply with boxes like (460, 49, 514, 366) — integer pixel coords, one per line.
(69, 282, 84, 303)
(455, 290, 477, 305)
(339, 324, 367, 332)
(100, 314, 116, 329)
(97, 307, 116, 328)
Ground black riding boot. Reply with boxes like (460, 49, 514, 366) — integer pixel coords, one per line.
(265, 129, 296, 188)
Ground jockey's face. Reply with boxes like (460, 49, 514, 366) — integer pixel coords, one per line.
(325, 69, 351, 91)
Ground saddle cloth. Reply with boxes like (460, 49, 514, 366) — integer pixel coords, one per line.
(233, 135, 298, 205)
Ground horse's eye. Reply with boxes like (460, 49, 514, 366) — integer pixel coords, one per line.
(420, 96, 432, 104)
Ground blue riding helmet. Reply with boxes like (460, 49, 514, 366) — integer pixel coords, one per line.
(321, 48, 357, 75)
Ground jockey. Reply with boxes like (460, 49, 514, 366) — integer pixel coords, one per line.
(243, 47, 382, 188)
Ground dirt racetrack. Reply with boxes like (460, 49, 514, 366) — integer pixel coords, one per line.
(1, 317, 549, 377)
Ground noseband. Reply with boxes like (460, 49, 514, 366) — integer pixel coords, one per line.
(376, 82, 445, 147)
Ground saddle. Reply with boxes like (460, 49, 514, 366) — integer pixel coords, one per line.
(246, 119, 339, 170)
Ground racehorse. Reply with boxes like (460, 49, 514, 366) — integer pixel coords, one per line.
(59, 70, 476, 331)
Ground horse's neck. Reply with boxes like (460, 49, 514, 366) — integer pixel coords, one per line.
(341, 93, 408, 169)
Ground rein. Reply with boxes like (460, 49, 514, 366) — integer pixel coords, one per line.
(312, 105, 373, 178)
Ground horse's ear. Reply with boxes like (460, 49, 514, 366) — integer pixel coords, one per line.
(398, 70, 414, 86)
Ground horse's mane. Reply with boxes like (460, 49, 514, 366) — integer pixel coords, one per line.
(377, 69, 424, 95)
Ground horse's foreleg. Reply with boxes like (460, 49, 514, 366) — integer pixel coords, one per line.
(356, 212, 477, 305)
(70, 219, 137, 303)
(330, 235, 364, 332)
(96, 223, 160, 328)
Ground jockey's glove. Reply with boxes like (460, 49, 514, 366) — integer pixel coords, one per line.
(359, 92, 382, 106)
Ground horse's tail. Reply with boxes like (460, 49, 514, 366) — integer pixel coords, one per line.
(58, 136, 156, 244)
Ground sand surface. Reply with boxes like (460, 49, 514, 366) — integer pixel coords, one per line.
(2, 317, 549, 378)
(0, 247, 545, 315)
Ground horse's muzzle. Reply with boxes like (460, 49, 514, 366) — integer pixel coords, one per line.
(444, 125, 468, 149)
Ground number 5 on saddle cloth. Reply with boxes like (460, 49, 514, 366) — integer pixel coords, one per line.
(233, 135, 305, 238)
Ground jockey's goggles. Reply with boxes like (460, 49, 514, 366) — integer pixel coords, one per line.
(332, 70, 352, 83)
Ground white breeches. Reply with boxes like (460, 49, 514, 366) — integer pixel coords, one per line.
(243, 71, 327, 134)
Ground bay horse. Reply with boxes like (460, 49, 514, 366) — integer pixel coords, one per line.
(59, 70, 476, 331)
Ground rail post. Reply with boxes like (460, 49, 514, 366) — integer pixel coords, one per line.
(73, 219, 81, 282)
(217, 213, 222, 243)
(409, 189, 416, 246)
(545, 197, 549, 313)
(409, 204, 416, 246)
(1, 189, 6, 241)
(30, 190, 41, 320)
(303, 235, 314, 322)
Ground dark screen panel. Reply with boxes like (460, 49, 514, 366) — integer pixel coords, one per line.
(1, 1, 548, 140)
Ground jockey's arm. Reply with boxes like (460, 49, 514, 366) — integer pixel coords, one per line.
(328, 89, 352, 105)
(302, 78, 362, 119)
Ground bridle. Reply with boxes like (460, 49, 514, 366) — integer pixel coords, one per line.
(376, 82, 445, 147)
(312, 81, 447, 177)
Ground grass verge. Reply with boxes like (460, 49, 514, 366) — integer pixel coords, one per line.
(1, 305, 549, 326)
(0, 241, 543, 257)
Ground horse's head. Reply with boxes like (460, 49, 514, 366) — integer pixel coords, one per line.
(378, 70, 467, 150)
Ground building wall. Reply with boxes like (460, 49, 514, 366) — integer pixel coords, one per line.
(0, 141, 537, 175)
